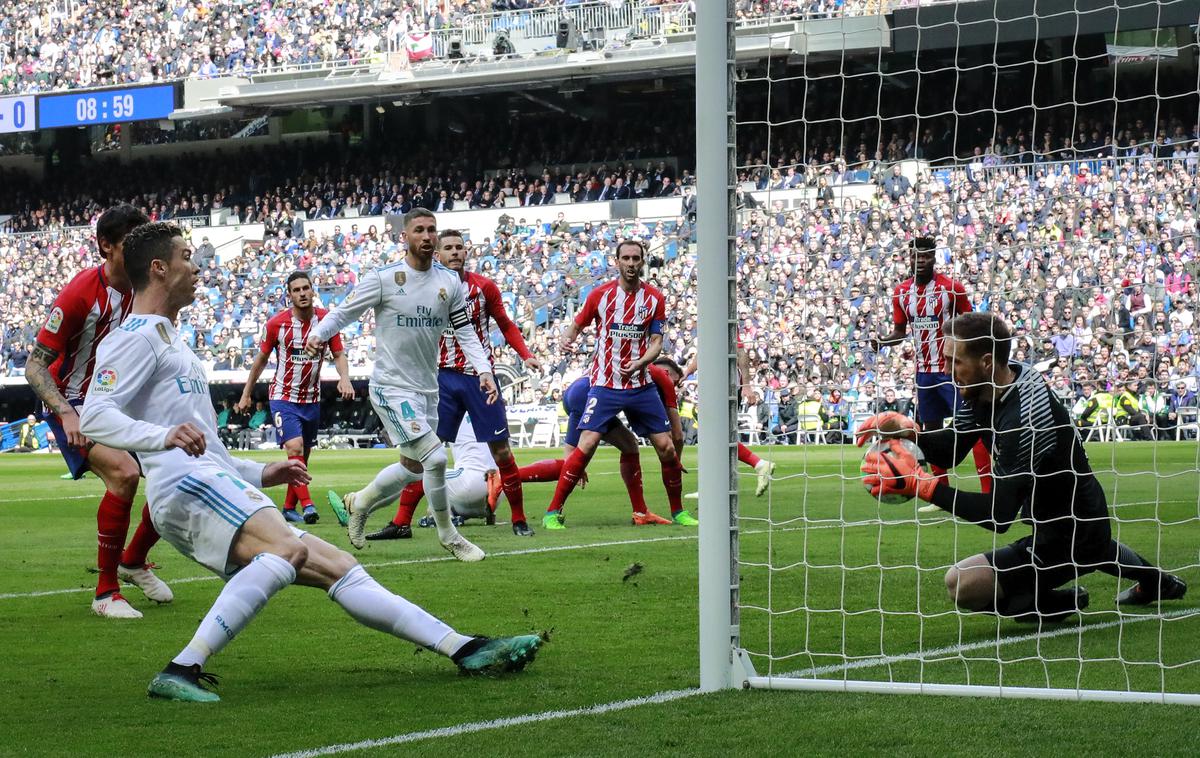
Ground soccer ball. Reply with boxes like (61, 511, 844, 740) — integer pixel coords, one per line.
(863, 438, 926, 505)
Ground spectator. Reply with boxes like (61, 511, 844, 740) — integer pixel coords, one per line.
(772, 387, 798, 444)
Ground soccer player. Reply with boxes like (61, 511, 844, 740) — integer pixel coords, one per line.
(79, 223, 541, 701)
(367, 420, 502, 540)
(874, 236, 992, 492)
(519, 357, 685, 526)
(309, 209, 497, 561)
(543, 240, 695, 529)
(432, 229, 541, 537)
(234, 271, 355, 524)
(26, 204, 172, 619)
(858, 312, 1187, 621)
(681, 346, 776, 497)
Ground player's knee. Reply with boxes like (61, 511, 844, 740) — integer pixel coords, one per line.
(109, 463, 140, 498)
(944, 566, 963, 602)
(490, 441, 514, 465)
(327, 549, 359, 579)
(420, 443, 448, 471)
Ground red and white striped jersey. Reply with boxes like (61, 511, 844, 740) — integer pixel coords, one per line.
(575, 280, 667, 390)
(438, 272, 532, 375)
(891, 273, 972, 374)
(261, 307, 344, 403)
(35, 265, 132, 402)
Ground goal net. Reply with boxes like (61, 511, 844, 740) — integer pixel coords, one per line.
(697, 0, 1200, 704)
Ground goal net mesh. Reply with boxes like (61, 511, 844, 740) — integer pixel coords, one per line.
(728, 4, 1200, 701)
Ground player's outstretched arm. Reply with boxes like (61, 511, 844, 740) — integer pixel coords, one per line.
(236, 350, 272, 413)
(484, 279, 538, 371)
(79, 334, 174, 452)
(308, 271, 383, 353)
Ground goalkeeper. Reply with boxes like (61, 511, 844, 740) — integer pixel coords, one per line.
(858, 312, 1187, 621)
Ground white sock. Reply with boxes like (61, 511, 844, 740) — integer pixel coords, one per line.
(172, 552, 295, 667)
(328, 565, 468, 654)
(357, 461, 421, 514)
(423, 462, 457, 543)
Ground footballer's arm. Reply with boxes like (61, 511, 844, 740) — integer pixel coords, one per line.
(25, 341, 75, 417)
(236, 349, 272, 413)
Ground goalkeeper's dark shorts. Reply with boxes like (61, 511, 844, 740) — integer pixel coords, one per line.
(986, 529, 1111, 597)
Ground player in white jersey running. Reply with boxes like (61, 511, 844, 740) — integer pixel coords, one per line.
(308, 209, 498, 561)
(79, 223, 542, 702)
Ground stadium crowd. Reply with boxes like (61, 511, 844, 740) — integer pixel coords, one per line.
(2, 108, 1199, 441)
(0, 0, 887, 96)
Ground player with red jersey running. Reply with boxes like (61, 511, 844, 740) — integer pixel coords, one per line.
(543, 240, 695, 529)
(874, 236, 992, 490)
(236, 271, 355, 524)
(26, 204, 172, 618)
(366, 229, 541, 539)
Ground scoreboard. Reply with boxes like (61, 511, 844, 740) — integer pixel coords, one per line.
(36, 85, 177, 129)
(0, 95, 36, 134)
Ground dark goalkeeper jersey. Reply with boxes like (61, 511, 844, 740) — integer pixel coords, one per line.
(920, 364, 1111, 554)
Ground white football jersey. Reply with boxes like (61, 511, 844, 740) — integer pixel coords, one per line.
(449, 419, 495, 473)
(79, 314, 265, 500)
(313, 261, 491, 391)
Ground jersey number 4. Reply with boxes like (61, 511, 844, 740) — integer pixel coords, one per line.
(400, 401, 417, 420)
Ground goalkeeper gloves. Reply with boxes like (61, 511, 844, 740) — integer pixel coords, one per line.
(860, 438, 940, 503)
(853, 411, 920, 447)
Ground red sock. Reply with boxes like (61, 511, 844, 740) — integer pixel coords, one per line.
(930, 463, 950, 488)
(497, 457, 526, 523)
(520, 459, 563, 482)
(284, 484, 297, 510)
(661, 457, 684, 515)
(289, 454, 313, 507)
(96, 491, 133, 598)
(737, 443, 761, 468)
(619, 453, 648, 514)
(392, 481, 425, 527)
(120, 503, 160, 567)
(548, 448, 590, 512)
(972, 439, 993, 494)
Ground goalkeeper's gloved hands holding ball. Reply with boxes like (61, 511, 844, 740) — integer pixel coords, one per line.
(860, 438, 939, 504)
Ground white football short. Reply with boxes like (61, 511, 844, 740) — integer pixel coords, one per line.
(368, 385, 441, 460)
(152, 462, 304, 579)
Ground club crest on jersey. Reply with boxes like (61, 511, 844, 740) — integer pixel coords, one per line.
(394, 272, 407, 286)
(156, 323, 172, 344)
(45, 307, 64, 334)
(94, 368, 118, 393)
(636, 306, 651, 320)
(245, 491, 265, 503)
(410, 421, 421, 434)
(438, 288, 448, 302)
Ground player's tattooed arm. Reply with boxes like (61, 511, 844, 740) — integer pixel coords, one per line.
(25, 342, 73, 416)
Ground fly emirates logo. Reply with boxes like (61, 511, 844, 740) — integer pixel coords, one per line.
(398, 305, 443, 329)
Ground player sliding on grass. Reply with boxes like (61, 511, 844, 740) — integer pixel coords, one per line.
(543, 240, 695, 529)
(520, 357, 687, 526)
(858, 312, 1187, 621)
(873, 235, 991, 492)
(27, 204, 171, 619)
(235, 271, 356, 525)
(79, 223, 542, 702)
(311, 209, 497, 561)
(367, 419, 503, 540)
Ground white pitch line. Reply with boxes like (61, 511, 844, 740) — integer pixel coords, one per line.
(0, 532, 708, 601)
(774, 606, 1200, 679)
(266, 607, 1200, 757)
(267, 689, 702, 758)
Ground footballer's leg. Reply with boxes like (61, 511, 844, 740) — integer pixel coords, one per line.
(606, 424, 668, 525)
(946, 540, 1088, 622)
(489, 438, 532, 536)
(1099, 540, 1189, 605)
(648, 431, 694, 526)
(88, 445, 169, 617)
(544, 431, 600, 530)
(417, 437, 484, 562)
(149, 480, 306, 702)
(367, 481, 422, 541)
(296, 535, 541, 674)
(737, 443, 776, 497)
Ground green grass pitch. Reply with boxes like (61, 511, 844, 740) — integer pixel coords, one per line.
(0, 443, 1197, 757)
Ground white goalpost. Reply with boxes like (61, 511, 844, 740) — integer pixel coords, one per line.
(697, 1, 1200, 704)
